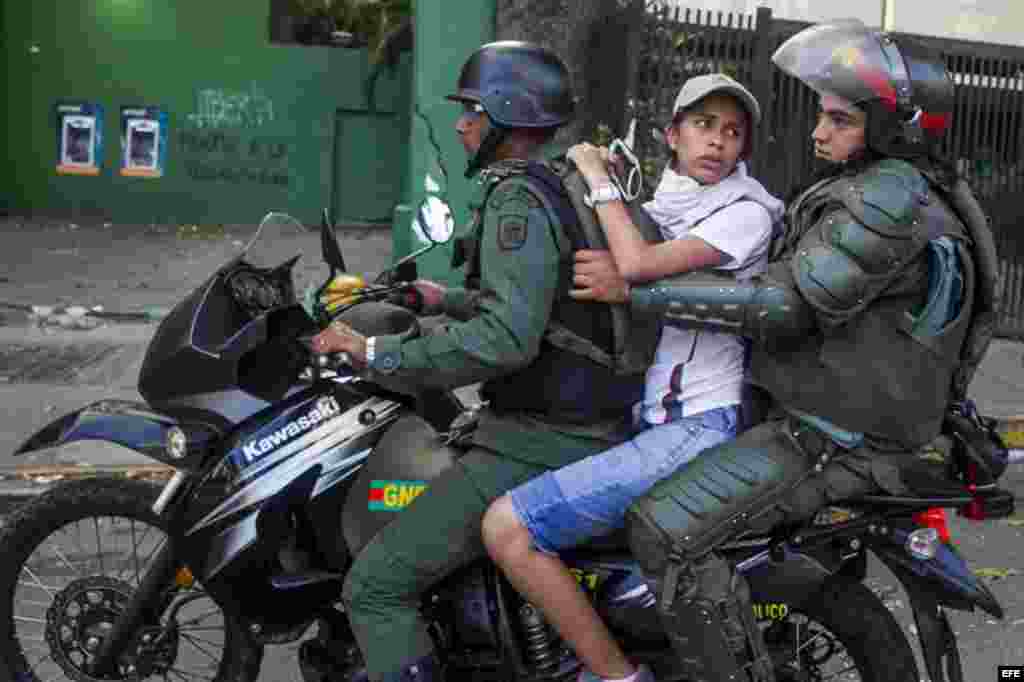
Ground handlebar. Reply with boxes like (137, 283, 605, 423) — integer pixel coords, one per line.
(322, 281, 422, 322)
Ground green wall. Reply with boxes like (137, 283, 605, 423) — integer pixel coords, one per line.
(1, 0, 411, 229)
(392, 1, 496, 283)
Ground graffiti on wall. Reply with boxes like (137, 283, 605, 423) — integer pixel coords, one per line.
(180, 88, 292, 187)
(186, 88, 275, 130)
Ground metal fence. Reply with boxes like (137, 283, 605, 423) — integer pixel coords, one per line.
(629, 4, 1024, 336)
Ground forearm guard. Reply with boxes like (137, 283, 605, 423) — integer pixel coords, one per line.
(630, 271, 816, 349)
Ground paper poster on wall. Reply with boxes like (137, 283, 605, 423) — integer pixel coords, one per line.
(56, 102, 104, 176)
(120, 106, 168, 178)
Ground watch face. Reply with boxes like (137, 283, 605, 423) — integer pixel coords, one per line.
(589, 184, 621, 206)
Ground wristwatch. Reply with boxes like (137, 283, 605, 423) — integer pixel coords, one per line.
(583, 182, 623, 208)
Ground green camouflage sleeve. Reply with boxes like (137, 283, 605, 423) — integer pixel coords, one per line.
(366, 176, 562, 392)
(439, 286, 480, 321)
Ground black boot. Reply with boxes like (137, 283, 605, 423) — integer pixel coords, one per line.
(657, 553, 775, 682)
(377, 653, 444, 682)
(299, 640, 370, 682)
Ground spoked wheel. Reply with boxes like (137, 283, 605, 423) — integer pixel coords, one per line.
(762, 578, 919, 682)
(0, 477, 262, 682)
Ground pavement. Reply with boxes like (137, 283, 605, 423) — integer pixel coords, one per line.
(3, 214, 1024, 677)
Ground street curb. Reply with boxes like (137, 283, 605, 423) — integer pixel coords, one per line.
(0, 466, 175, 517)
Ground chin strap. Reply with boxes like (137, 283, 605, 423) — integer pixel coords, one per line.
(465, 124, 508, 178)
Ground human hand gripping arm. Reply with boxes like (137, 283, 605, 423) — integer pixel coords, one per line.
(575, 202, 818, 349)
(566, 142, 727, 283)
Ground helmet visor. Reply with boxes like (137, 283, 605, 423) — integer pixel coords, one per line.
(771, 19, 908, 110)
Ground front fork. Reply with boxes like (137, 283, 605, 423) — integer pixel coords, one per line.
(88, 472, 192, 677)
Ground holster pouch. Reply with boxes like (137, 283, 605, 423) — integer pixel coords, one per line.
(944, 400, 1010, 488)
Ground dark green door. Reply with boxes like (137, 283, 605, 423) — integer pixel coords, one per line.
(333, 109, 405, 225)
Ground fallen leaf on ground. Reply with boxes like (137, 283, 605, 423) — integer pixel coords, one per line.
(973, 567, 1022, 579)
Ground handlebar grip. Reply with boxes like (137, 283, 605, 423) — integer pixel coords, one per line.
(387, 288, 424, 314)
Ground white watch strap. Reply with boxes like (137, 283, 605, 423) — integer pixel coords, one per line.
(584, 182, 622, 208)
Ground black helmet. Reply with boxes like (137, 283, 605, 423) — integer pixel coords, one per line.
(447, 41, 575, 128)
(772, 19, 954, 159)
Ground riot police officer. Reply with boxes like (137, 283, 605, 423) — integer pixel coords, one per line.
(313, 41, 655, 682)
(572, 20, 998, 681)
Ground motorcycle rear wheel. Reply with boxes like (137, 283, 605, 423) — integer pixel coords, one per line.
(764, 577, 920, 681)
(0, 477, 263, 682)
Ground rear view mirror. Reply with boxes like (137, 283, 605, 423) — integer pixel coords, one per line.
(320, 208, 346, 272)
(414, 196, 454, 245)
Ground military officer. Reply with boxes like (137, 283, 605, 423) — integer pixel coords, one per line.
(312, 41, 655, 682)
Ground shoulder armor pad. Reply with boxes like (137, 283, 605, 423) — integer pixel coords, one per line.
(792, 161, 933, 323)
(843, 159, 929, 238)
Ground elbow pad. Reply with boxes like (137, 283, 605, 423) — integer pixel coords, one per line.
(630, 271, 816, 349)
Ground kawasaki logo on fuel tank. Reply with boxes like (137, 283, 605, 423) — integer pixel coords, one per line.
(241, 397, 341, 463)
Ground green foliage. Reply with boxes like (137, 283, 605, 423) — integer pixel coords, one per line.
(292, 0, 414, 60)
(592, 123, 614, 146)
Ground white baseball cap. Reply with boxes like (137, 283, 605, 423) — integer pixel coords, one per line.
(672, 73, 761, 127)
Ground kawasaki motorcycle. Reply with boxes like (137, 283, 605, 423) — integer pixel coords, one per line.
(0, 200, 1015, 682)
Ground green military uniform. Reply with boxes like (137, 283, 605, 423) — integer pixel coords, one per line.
(342, 141, 637, 680)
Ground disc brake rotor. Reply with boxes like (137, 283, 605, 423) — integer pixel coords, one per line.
(44, 576, 178, 682)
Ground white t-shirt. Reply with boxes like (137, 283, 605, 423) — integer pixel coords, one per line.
(641, 200, 774, 425)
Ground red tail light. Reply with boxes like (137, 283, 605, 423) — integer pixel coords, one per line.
(959, 498, 987, 521)
(914, 508, 951, 543)
(959, 460, 988, 520)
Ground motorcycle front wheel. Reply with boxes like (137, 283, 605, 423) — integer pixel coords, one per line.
(0, 477, 263, 682)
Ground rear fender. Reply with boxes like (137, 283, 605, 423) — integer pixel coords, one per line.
(890, 562, 965, 682)
(13, 399, 220, 470)
(870, 528, 1002, 682)
(870, 529, 1003, 618)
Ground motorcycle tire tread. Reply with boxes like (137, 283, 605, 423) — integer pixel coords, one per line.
(0, 477, 264, 682)
(795, 577, 920, 682)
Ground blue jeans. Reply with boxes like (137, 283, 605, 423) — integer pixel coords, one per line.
(509, 405, 739, 554)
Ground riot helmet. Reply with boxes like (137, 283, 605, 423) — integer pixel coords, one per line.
(448, 41, 575, 176)
(772, 19, 954, 159)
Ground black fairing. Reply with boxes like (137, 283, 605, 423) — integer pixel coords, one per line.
(138, 260, 317, 427)
(342, 414, 458, 555)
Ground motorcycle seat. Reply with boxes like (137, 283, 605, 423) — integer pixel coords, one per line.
(856, 460, 974, 506)
(896, 460, 973, 499)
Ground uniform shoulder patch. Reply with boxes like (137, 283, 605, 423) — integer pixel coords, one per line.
(497, 214, 529, 251)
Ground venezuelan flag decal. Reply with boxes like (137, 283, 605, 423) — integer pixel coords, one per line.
(368, 480, 428, 511)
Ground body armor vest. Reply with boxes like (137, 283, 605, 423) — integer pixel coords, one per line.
(464, 160, 662, 424)
(751, 165, 975, 448)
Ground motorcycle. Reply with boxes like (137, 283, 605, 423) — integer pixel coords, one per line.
(0, 199, 1015, 682)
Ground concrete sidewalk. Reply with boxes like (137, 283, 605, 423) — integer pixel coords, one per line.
(2, 213, 1024, 495)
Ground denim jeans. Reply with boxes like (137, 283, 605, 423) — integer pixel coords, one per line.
(509, 405, 739, 554)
